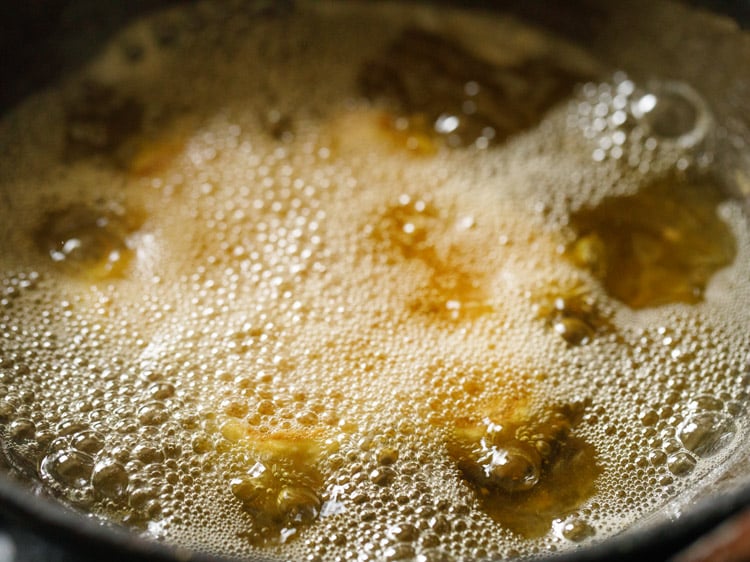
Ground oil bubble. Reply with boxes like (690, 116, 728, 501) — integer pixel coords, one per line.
(631, 81, 712, 149)
(41, 449, 95, 489)
(667, 451, 697, 476)
(91, 460, 130, 499)
(677, 411, 736, 457)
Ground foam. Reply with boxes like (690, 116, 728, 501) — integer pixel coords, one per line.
(0, 1, 749, 560)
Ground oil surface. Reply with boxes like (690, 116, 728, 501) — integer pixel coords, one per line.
(0, 1, 750, 561)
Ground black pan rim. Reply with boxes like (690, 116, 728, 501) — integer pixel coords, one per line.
(2, 471, 750, 561)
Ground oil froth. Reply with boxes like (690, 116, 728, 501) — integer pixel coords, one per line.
(0, 1, 749, 561)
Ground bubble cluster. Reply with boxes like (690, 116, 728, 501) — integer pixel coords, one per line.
(0, 1, 749, 562)
(568, 73, 714, 174)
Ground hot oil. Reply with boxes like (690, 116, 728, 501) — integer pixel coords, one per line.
(567, 178, 737, 309)
(0, 1, 749, 560)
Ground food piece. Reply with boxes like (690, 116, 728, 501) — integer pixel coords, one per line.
(567, 178, 737, 309)
(532, 280, 613, 345)
(449, 401, 599, 538)
(366, 191, 493, 321)
(359, 27, 593, 147)
(64, 82, 144, 161)
(226, 429, 328, 545)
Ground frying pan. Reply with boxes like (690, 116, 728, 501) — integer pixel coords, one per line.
(0, 1, 749, 561)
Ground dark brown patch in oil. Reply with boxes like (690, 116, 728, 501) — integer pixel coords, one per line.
(359, 27, 591, 147)
(568, 179, 737, 309)
(64, 82, 144, 161)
